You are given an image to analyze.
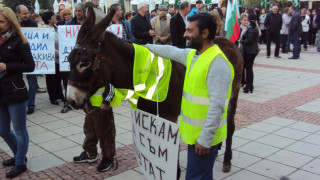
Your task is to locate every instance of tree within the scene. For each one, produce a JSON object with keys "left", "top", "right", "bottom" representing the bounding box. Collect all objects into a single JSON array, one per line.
[{"left": 119, "top": 0, "right": 125, "bottom": 14}]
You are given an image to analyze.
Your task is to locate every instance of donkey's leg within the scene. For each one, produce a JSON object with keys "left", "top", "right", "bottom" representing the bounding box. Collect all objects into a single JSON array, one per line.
[{"left": 223, "top": 96, "right": 239, "bottom": 173}]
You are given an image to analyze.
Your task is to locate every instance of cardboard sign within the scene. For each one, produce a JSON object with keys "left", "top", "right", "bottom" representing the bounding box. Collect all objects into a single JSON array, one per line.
[
  {"left": 107, "top": 24, "right": 123, "bottom": 39},
  {"left": 131, "top": 109, "right": 180, "bottom": 180},
  {"left": 58, "top": 25, "right": 81, "bottom": 71},
  {"left": 22, "top": 28, "right": 56, "bottom": 74}
]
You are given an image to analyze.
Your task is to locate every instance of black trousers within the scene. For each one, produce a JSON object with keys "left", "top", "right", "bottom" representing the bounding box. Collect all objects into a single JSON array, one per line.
[
  {"left": 46, "top": 64, "right": 65, "bottom": 102},
  {"left": 281, "top": 34, "right": 288, "bottom": 53},
  {"left": 259, "top": 29, "right": 266, "bottom": 44},
  {"left": 308, "top": 29, "right": 317, "bottom": 45},
  {"left": 242, "top": 53, "right": 257, "bottom": 89},
  {"left": 266, "top": 31, "right": 280, "bottom": 57}
]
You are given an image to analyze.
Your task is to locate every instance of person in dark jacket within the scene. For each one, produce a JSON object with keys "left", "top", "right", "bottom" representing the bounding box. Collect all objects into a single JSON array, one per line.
[
  {"left": 240, "top": 14, "right": 259, "bottom": 93},
  {"left": 0, "top": 7, "right": 35, "bottom": 178},
  {"left": 110, "top": 3, "right": 131, "bottom": 42},
  {"left": 264, "top": 5, "right": 282, "bottom": 58},
  {"left": 131, "top": 2, "right": 155, "bottom": 45},
  {"left": 16, "top": 5, "right": 39, "bottom": 115},
  {"left": 288, "top": 6, "right": 302, "bottom": 59},
  {"left": 57, "top": 9, "right": 72, "bottom": 26},
  {"left": 170, "top": 1, "right": 189, "bottom": 48}
]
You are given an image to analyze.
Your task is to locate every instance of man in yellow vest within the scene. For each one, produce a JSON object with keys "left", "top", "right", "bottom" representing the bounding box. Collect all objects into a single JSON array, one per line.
[
  {"left": 73, "top": 84, "right": 116, "bottom": 172},
  {"left": 145, "top": 13, "right": 234, "bottom": 179}
]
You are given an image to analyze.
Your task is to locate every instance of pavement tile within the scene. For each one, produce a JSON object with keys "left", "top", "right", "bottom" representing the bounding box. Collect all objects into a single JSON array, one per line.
[
  {"left": 116, "top": 121, "right": 132, "bottom": 131},
  {"left": 287, "top": 121, "right": 320, "bottom": 133},
  {"left": 255, "top": 134, "right": 296, "bottom": 148},
  {"left": 53, "top": 146, "right": 83, "bottom": 162},
  {"left": 179, "top": 150, "right": 187, "bottom": 168},
  {"left": 103, "top": 170, "right": 145, "bottom": 180},
  {"left": 216, "top": 150, "right": 261, "bottom": 169},
  {"left": 288, "top": 170, "right": 320, "bottom": 180},
  {"left": 28, "top": 125, "right": 48, "bottom": 135},
  {"left": 286, "top": 141, "right": 320, "bottom": 157},
  {"left": 213, "top": 161, "right": 241, "bottom": 180},
  {"left": 27, "top": 154, "right": 65, "bottom": 172},
  {"left": 27, "top": 144, "right": 49, "bottom": 158},
  {"left": 223, "top": 170, "right": 273, "bottom": 180},
  {"left": 233, "top": 128, "right": 267, "bottom": 141},
  {"left": 246, "top": 159, "right": 296, "bottom": 180},
  {"left": 38, "top": 138, "right": 78, "bottom": 152},
  {"left": 228, "top": 136, "right": 250, "bottom": 149},
  {"left": 236, "top": 141, "right": 280, "bottom": 158},
  {"left": 262, "top": 116, "right": 297, "bottom": 126},
  {"left": 67, "top": 133, "right": 85, "bottom": 145},
  {"left": 53, "top": 125, "right": 83, "bottom": 137},
  {"left": 300, "top": 133, "right": 320, "bottom": 146},
  {"left": 301, "top": 158, "right": 320, "bottom": 175},
  {"left": 115, "top": 132, "right": 133, "bottom": 146},
  {"left": 246, "top": 122, "right": 282, "bottom": 133},
  {"left": 40, "top": 120, "right": 73, "bottom": 130},
  {"left": 272, "top": 127, "right": 310, "bottom": 140},
  {"left": 266, "top": 149, "right": 314, "bottom": 168},
  {"left": 30, "top": 131, "right": 62, "bottom": 144},
  {"left": 28, "top": 114, "right": 60, "bottom": 124}
]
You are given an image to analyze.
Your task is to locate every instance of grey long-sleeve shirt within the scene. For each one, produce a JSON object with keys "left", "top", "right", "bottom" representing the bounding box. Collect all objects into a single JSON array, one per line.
[{"left": 145, "top": 44, "right": 231, "bottom": 148}]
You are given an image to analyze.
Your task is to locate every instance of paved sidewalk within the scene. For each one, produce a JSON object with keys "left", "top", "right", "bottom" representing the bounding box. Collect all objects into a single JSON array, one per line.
[{"left": 0, "top": 44, "right": 320, "bottom": 180}]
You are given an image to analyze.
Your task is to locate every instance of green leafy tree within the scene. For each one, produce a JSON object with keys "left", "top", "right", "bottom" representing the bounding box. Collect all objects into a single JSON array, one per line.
[{"left": 119, "top": 0, "right": 125, "bottom": 13}]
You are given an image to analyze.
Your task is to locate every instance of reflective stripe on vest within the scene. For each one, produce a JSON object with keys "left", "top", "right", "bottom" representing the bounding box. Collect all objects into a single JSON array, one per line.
[{"left": 179, "top": 45, "right": 234, "bottom": 146}]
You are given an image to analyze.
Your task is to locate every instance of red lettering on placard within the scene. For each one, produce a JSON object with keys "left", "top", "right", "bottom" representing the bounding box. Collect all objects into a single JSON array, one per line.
[
  {"left": 117, "top": 26, "right": 120, "bottom": 35},
  {"left": 66, "top": 27, "right": 72, "bottom": 38},
  {"left": 34, "top": 61, "right": 48, "bottom": 71}
]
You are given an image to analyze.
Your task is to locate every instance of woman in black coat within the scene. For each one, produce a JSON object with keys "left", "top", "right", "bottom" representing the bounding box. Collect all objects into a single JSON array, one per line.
[
  {"left": 0, "top": 7, "right": 35, "bottom": 178},
  {"left": 240, "top": 14, "right": 259, "bottom": 93}
]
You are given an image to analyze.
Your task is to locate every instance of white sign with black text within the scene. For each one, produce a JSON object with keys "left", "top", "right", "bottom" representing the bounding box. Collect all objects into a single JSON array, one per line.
[{"left": 131, "top": 109, "right": 180, "bottom": 180}]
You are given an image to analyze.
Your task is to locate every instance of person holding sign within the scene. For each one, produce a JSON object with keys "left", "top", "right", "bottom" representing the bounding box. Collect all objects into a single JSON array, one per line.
[
  {"left": 0, "top": 7, "right": 35, "bottom": 178},
  {"left": 145, "top": 13, "right": 233, "bottom": 179}
]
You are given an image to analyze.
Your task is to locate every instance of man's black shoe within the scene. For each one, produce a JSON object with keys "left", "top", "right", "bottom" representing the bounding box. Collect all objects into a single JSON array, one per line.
[
  {"left": 97, "top": 158, "right": 113, "bottom": 172},
  {"left": 5, "top": 165, "right": 27, "bottom": 178},
  {"left": 3, "top": 158, "right": 15, "bottom": 166},
  {"left": 275, "top": 56, "right": 281, "bottom": 58},
  {"left": 3, "top": 157, "right": 27, "bottom": 166},
  {"left": 27, "top": 108, "right": 34, "bottom": 115},
  {"left": 73, "top": 151, "right": 98, "bottom": 163},
  {"left": 50, "top": 100, "right": 59, "bottom": 105},
  {"left": 267, "top": 56, "right": 270, "bottom": 58},
  {"left": 288, "top": 57, "right": 299, "bottom": 60}
]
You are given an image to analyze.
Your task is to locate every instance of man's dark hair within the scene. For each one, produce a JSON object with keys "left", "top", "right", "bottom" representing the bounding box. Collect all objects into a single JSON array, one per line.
[
  {"left": 188, "top": 13, "right": 216, "bottom": 41},
  {"left": 290, "top": 6, "right": 297, "bottom": 11},
  {"left": 180, "top": 1, "right": 189, "bottom": 10},
  {"left": 110, "top": 3, "right": 120, "bottom": 11},
  {"left": 151, "top": 9, "right": 156, "bottom": 13},
  {"left": 124, "top": 12, "right": 133, "bottom": 19},
  {"left": 15, "top": 5, "right": 22, "bottom": 13},
  {"left": 41, "top": 11, "right": 55, "bottom": 24}
]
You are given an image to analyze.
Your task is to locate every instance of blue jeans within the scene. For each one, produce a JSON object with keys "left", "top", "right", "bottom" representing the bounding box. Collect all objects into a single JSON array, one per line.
[
  {"left": 26, "top": 74, "right": 37, "bottom": 109},
  {"left": 0, "top": 101, "right": 29, "bottom": 165},
  {"left": 186, "top": 144, "right": 219, "bottom": 180},
  {"left": 289, "top": 32, "right": 300, "bottom": 58},
  {"left": 317, "top": 30, "right": 320, "bottom": 51}
]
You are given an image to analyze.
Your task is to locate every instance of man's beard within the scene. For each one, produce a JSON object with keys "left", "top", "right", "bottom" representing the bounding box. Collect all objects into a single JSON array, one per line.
[{"left": 186, "top": 35, "right": 203, "bottom": 51}]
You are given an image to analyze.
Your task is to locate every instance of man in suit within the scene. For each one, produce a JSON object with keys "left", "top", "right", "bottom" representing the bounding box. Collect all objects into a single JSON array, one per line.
[
  {"left": 150, "top": 5, "right": 171, "bottom": 45},
  {"left": 170, "top": 1, "right": 190, "bottom": 48},
  {"left": 131, "top": 2, "right": 155, "bottom": 45},
  {"left": 288, "top": 6, "right": 302, "bottom": 59}
]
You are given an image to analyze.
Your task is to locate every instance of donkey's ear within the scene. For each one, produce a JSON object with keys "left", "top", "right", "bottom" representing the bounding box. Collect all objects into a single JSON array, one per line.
[
  {"left": 77, "top": 7, "right": 96, "bottom": 42},
  {"left": 88, "top": 8, "right": 116, "bottom": 42}
]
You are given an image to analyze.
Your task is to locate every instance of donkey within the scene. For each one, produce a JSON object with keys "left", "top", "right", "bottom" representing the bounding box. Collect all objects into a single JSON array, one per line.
[{"left": 67, "top": 7, "right": 243, "bottom": 173}]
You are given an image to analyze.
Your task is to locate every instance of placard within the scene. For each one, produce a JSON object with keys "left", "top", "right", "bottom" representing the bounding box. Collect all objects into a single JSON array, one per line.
[
  {"left": 107, "top": 24, "right": 123, "bottom": 39},
  {"left": 131, "top": 109, "right": 180, "bottom": 180},
  {"left": 58, "top": 25, "right": 81, "bottom": 71},
  {"left": 22, "top": 28, "right": 55, "bottom": 74}
]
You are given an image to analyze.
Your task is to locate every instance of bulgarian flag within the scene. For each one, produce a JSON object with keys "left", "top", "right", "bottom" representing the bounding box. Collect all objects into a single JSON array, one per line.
[{"left": 225, "top": 0, "right": 240, "bottom": 43}]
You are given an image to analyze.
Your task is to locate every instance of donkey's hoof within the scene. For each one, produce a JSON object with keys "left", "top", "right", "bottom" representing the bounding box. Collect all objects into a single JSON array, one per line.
[{"left": 222, "top": 165, "right": 231, "bottom": 173}]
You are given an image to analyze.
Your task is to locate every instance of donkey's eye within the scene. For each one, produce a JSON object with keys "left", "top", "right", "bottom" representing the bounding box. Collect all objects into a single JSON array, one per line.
[{"left": 80, "top": 62, "right": 91, "bottom": 68}]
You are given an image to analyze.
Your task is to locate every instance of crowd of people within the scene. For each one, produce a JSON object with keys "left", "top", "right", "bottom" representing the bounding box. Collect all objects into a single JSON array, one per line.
[{"left": 0, "top": 0, "right": 319, "bottom": 179}]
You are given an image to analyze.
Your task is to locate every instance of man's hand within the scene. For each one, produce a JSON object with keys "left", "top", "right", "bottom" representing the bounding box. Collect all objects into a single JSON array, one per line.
[
  {"left": 100, "top": 103, "right": 111, "bottom": 111},
  {"left": 149, "top": 30, "right": 156, "bottom": 37},
  {"left": 0, "top": 63, "right": 6, "bottom": 72},
  {"left": 195, "top": 141, "right": 210, "bottom": 156}
]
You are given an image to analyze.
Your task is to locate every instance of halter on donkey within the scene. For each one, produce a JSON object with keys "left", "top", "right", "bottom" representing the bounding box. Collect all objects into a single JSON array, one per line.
[{"left": 67, "top": 7, "right": 243, "bottom": 175}]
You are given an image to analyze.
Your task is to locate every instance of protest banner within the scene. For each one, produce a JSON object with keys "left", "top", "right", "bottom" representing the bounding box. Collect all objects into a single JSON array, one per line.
[
  {"left": 106, "top": 24, "right": 123, "bottom": 39},
  {"left": 22, "top": 28, "right": 55, "bottom": 74},
  {"left": 58, "top": 25, "right": 81, "bottom": 71},
  {"left": 131, "top": 109, "right": 180, "bottom": 180}
]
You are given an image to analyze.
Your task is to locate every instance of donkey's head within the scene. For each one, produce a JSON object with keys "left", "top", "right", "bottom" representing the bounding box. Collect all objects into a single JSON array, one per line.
[{"left": 67, "top": 7, "right": 116, "bottom": 110}]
